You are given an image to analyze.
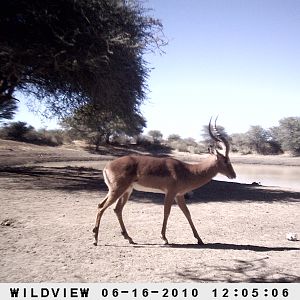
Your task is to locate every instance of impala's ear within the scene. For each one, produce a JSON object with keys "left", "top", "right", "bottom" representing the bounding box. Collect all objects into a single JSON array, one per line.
[
  {"left": 216, "top": 149, "right": 224, "bottom": 157},
  {"left": 208, "top": 145, "right": 218, "bottom": 155}
]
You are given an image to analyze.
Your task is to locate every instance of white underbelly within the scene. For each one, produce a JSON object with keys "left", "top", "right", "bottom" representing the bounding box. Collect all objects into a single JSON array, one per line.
[{"left": 132, "top": 183, "right": 165, "bottom": 194}]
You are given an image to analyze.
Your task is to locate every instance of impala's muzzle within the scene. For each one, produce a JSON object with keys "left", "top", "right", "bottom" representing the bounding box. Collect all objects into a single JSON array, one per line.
[
  {"left": 228, "top": 168, "right": 236, "bottom": 179},
  {"left": 226, "top": 164, "right": 236, "bottom": 179},
  {"left": 229, "top": 172, "right": 236, "bottom": 179}
]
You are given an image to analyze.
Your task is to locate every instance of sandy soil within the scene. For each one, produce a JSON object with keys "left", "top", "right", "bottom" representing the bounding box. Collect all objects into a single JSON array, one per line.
[{"left": 0, "top": 139, "right": 299, "bottom": 282}]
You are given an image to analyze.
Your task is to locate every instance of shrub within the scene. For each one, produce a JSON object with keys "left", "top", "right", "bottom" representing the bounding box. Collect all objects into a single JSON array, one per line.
[
  {"left": 0, "top": 122, "right": 64, "bottom": 146},
  {"left": 0, "top": 121, "right": 33, "bottom": 141}
]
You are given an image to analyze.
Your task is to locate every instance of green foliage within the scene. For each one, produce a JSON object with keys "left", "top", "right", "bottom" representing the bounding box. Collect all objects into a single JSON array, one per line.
[
  {"left": 0, "top": 98, "right": 18, "bottom": 121},
  {"left": 231, "top": 133, "right": 250, "bottom": 154},
  {"left": 36, "top": 128, "right": 66, "bottom": 146},
  {"left": 235, "top": 119, "right": 300, "bottom": 156},
  {"left": 201, "top": 123, "right": 230, "bottom": 150},
  {"left": 147, "top": 130, "right": 163, "bottom": 143},
  {"left": 231, "top": 126, "right": 282, "bottom": 155},
  {"left": 62, "top": 104, "right": 146, "bottom": 149},
  {"left": 0, "top": 0, "right": 166, "bottom": 119},
  {"left": 0, "top": 121, "right": 65, "bottom": 146},
  {"left": 165, "top": 134, "right": 205, "bottom": 154},
  {"left": 167, "top": 134, "right": 181, "bottom": 142},
  {"left": 0, "top": 121, "right": 34, "bottom": 140},
  {"left": 246, "top": 125, "right": 270, "bottom": 154},
  {"left": 271, "top": 117, "right": 300, "bottom": 155}
]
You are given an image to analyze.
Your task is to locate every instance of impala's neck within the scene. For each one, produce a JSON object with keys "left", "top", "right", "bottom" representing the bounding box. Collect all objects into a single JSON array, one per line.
[{"left": 187, "top": 155, "right": 219, "bottom": 186}]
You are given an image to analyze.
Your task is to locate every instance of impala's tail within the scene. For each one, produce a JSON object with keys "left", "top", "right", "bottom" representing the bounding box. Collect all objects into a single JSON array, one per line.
[{"left": 103, "top": 167, "right": 111, "bottom": 187}]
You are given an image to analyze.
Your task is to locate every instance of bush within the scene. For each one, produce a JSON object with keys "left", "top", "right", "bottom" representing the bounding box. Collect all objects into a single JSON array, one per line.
[
  {"left": 136, "top": 134, "right": 153, "bottom": 147},
  {"left": 231, "top": 127, "right": 282, "bottom": 155},
  {"left": 170, "top": 140, "right": 189, "bottom": 152},
  {"left": 0, "top": 122, "right": 64, "bottom": 146},
  {"left": 271, "top": 117, "right": 300, "bottom": 156},
  {"left": 168, "top": 140, "right": 205, "bottom": 154},
  {"left": 36, "top": 129, "right": 65, "bottom": 146},
  {"left": 147, "top": 130, "right": 163, "bottom": 144},
  {"left": 0, "top": 121, "right": 33, "bottom": 141}
]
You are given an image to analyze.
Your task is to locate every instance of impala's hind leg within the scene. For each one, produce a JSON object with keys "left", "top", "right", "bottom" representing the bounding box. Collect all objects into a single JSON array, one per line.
[
  {"left": 114, "top": 187, "right": 134, "bottom": 244},
  {"left": 93, "top": 185, "right": 130, "bottom": 246},
  {"left": 93, "top": 194, "right": 109, "bottom": 245}
]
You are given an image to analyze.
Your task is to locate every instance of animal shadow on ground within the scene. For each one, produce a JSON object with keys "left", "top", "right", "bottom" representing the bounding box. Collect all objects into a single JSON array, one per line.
[
  {"left": 166, "top": 243, "right": 300, "bottom": 252},
  {"left": 172, "top": 257, "right": 300, "bottom": 282},
  {"left": 103, "top": 242, "right": 299, "bottom": 283},
  {"left": 106, "top": 242, "right": 300, "bottom": 253},
  {"left": 1, "top": 166, "right": 300, "bottom": 204},
  {"left": 0, "top": 165, "right": 106, "bottom": 191}
]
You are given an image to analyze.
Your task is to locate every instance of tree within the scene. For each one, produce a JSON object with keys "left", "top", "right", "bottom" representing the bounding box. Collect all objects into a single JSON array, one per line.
[
  {"left": 147, "top": 130, "right": 163, "bottom": 143},
  {"left": 62, "top": 104, "right": 146, "bottom": 150},
  {"left": 246, "top": 125, "right": 270, "bottom": 154},
  {"left": 0, "top": 97, "right": 18, "bottom": 121},
  {"left": 234, "top": 125, "right": 282, "bottom": 155},
  {"left": 0, "top": 0, "right": 166, "bottom": 120},
  {"left": 167, "top": 134, "right": 181, "bottom": 143},
  {"left": 231, "top": 133, "right": 248, "bottom": 153},
  {"left": 201, "top": 123, "right": 229, "bottom": 150},
  {"left": 184, "top": 137, "right": 197, "bottom": 147},
  {"left": 0, "top": 121, "right": 34, "bottom": 141},
  {"left": 271, "top": 117, "right": 300, "bottom": 155}
]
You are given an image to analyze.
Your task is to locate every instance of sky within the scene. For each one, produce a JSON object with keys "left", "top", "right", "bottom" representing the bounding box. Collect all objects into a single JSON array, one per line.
[{"left": 13, "top": 0, "right": 300, "bottom": 140}]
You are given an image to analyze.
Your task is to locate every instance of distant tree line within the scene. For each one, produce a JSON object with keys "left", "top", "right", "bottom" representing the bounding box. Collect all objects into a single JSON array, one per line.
[
  {"left": 1, "top": 116, "right": 299, "bottom": 156},
  {"left": 0, "top": 121, "right": 66, "bottom": 146},
  {"left": 230, "top": 117, "right": 300, "bottom": 156},
  {"left": 145, "top": 116, "right": 300, "bottom": 156}
]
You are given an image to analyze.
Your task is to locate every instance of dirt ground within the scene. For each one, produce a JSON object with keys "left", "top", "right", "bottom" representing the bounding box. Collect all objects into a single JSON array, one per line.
[{"left": 0, "top": 139, "right": 299, "bottom": 282}]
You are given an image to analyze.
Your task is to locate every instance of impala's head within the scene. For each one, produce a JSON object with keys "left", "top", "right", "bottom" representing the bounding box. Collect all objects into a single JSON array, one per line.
[{"left": 208, "top": 117, "right": 236, "bottom": 179}]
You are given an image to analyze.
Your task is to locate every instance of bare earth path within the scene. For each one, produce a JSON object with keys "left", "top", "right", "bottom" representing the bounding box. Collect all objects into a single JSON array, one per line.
[{"left": 0, "top": 140, "right": 299, "bottom": 282}]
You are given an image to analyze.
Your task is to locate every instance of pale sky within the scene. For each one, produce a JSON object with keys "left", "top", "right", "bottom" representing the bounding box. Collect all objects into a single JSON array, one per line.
[{"left": 13, "top": 0, "right": 300, "bottom": 140}]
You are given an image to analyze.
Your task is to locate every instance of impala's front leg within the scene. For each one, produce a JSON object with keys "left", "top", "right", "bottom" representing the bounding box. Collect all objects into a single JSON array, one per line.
[
  {"left": 161, "top": 193, "right": 175, "bottom": 244},
  {"left": 176, "top": 195, "right": 204, "bottom": 245}
]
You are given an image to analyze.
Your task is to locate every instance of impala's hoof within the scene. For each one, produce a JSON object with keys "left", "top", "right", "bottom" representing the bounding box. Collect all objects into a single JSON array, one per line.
[
  {"left": 93, "top": 241, "right": 98, "bottom": 246},
  {"left": 129, "top": 240, "right": 137, "bottom": 245},
  {"left": 197, "top": 240, "right": 204, "bottom": 245},
  {"left": 160, "top": 233, "right": 169, "bottom": 245}
]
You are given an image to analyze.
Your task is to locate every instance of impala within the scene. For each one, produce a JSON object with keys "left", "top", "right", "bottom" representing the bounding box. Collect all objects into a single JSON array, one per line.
[{"left": 93, "top": 118, "right": 236, "bottom": 246}]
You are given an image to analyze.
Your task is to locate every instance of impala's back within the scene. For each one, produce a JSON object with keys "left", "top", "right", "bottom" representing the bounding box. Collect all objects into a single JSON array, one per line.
[{"left": 104, "top": 155, "right": 189, "bottom": 194}]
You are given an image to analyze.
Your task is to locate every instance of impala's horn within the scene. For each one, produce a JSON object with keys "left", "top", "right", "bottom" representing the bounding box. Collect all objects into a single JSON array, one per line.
[{"left": 208, "top": 116, "right": 230, "bottom": 157}]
